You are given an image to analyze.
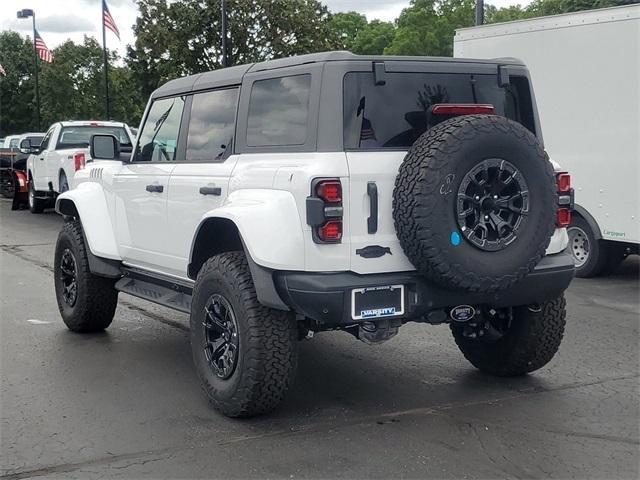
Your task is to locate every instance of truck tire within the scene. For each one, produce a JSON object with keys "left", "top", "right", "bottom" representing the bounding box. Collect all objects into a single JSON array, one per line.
[
  {"left": 393, "top": 115, "right": 556, "bottom": 293},
  {"left": 451, "top": 295, "right": 566, "bottom": 376},
  {"left": 28, "top": 176, "right": 45, "bottom": 214},
  {"left": 567, "top": 215, "right": 625, "bottom": 277},
  {"left": 59, "top": 171, "right": 69, "bottom": 193},
  {"left": 54, "top": 220, "right": 118, "bottom": 332},
  {"left": 190, "top": 251, "right": 298, "bottom": 417}
]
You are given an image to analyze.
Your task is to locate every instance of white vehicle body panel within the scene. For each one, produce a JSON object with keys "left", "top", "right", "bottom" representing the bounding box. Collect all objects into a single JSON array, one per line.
[
  {"left": 164, "top": 158, "right": 240, "bottom": 277},
  {"left": 56, "top": 181, "right": 120, "bottom": 259},
  {"left": 112, "top": 163, "right": 175, "bottom": 270},
  {"left": 454, "top": 5, "right": 640, "bottom": 245},
  {"left": 346, "top": 151, "right": 415, "bottom": 274}
]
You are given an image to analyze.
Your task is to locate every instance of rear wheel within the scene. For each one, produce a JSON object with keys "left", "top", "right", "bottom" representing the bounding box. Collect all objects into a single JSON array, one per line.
[
  {"left": 54, "top": 220, "right": 118, "bottom": 332},
  {"left": 59, "top": 171, "right": 69, "bottom": 193},
  {"left": 451, "top": 296, "right": 566, "bottom": 376},
  {"left": 190, "top": 252, "right": 298, "bottom": 417},
  {"left": 28, "top": 176, "right": 45, "bottom": 214},
  {"left": 567, "top": 215, "right": 624, "bottom": 277}
]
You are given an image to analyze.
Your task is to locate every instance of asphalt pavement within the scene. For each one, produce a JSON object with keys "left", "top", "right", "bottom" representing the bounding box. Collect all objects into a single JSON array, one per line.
[{"left": 1, "top": 200, "right": 639, "bottom": 479}]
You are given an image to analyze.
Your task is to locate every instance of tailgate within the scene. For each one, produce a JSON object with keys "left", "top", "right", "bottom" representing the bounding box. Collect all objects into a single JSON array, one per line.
[{"left": 346, "top": 151, "right": 415, "bottom": 274}]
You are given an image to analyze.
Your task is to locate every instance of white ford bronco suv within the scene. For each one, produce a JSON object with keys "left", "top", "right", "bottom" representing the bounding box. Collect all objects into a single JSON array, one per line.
[{"left": 54, "top": 52, "right": 575, "bottom": 417}]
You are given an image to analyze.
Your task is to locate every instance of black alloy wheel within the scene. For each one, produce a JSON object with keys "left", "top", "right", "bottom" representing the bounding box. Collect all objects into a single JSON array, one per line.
[
  {"left": 59, "top": 248, "right": 78, "bottom": 307},
  {"left": 203, "top": 294, "right": 239, "bottom": 380},
  {"left": 456, "top": 158, "right": 529, "bottom": 251}
]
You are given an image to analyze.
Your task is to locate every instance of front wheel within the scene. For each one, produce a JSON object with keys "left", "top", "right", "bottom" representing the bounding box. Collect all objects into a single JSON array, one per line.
[
  {"left": 567, "top": 215, "right": 624, "bottom": 277},
  {"left": 190, "top": 252, "right": 298, "bottom": 417},
  {"left": 452, "top": 295, "right": 566, "bottom": 376},
  {"left": 54, "top": 220, "right": 119, "bottom": 332}
]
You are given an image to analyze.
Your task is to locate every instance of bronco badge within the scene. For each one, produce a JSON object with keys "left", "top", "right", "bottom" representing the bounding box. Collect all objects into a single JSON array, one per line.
[{"left": 450, "top": 305, "right": 476, "bottom": 322}]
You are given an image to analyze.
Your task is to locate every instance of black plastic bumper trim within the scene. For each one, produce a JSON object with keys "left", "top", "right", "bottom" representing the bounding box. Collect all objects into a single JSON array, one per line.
[{"left": 275, "top": 252, "right": 575, "bottom": 326}]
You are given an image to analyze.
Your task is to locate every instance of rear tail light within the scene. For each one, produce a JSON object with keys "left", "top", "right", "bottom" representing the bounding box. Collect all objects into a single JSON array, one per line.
[
  {"left": 432, "top": 104, "right": 495, "bottom": 116},
  {"left": 316, "top": 180, "right": 342, "bottom": 203},
  {"left": 73, "top": 152, "right": 86, "bottom": 171},
  {"left": 307, "top": 178, "right": 343, "bottom": 244},
  {"left": 556, "top": 208, "right": 571, "bottom": 227},
  {"left": 555, "top": 172, "right": 573, "bottom": 227},
  {"left": 556, "top": 172, "right": 571, "bottom": 192},
  {"left": 317, "top": 220, "right": 342, "bottom": 242}
]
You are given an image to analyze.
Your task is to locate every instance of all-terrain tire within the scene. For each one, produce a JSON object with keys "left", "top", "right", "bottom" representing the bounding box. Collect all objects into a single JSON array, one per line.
[
  {"left": 190, "top": 251, "right": 298, "bottom": 417},
  {"left": 451, "top": 295, "right": 566, "bottom": 376},
  {"left": 54, "top": 220, "right": 118, "bottom": 332},
  {"left": 28, "top": 176, "right": 45, "bottom": 214},
  {"left": 393, "top": 115, "right": 557, "bottom": 293}
]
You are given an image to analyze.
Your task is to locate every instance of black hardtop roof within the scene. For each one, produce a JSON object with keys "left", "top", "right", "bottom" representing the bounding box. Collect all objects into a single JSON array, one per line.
[{"left": 151, "top": 51, "right": 524, "bottom": 99}]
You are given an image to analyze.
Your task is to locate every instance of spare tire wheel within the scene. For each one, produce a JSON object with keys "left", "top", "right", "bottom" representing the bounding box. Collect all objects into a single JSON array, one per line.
[{"left": 393, "top": 114, "right": 556, "bottom": 293}]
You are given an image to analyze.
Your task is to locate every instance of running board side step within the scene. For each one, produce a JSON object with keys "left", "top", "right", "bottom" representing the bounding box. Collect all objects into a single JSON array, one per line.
[{"left": 115, "top": 268, "right": 193, "bottom": 313}]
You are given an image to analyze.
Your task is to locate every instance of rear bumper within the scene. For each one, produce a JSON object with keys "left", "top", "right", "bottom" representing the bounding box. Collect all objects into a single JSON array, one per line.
[{"left": 274, "top": 252, "right": 575, "bottom": 327}]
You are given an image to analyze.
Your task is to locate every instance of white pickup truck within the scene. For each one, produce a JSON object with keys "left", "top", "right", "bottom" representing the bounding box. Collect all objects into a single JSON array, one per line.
[{"left": 26, "top": 120, "right": 134, "bottom": 213}]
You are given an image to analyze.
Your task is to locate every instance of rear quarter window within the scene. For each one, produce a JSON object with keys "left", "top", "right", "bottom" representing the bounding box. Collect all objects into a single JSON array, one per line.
[{"left": 246, "top": 74, "right": 311, "bottom": 147}]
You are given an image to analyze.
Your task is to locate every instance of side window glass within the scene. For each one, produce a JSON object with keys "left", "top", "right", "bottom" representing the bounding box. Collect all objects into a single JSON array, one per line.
[
  {"left": 246, "top": 74, "right": 311, "bottom": 147},
  {"left": 186, "top": 88, "right": 238, "bottom": 162},
  {"left": 135, "top": 96, "right": 185, "bottom": 162}
]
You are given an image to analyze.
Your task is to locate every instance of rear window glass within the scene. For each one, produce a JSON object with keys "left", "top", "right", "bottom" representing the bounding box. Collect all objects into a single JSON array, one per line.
[
  {"left": 343, "top": 72, "right": 535, "bottom": 150},
  {"left": 57, "top": 126, "right": 131, "bottom": 149},
  {"left": 247, "top": 74, "right": 311, "bottom": 147}
]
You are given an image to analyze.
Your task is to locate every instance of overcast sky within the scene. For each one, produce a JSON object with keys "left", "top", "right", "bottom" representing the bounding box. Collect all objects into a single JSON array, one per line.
[{"left": 0, "top": 0, "right": 530, "bottom": 58}]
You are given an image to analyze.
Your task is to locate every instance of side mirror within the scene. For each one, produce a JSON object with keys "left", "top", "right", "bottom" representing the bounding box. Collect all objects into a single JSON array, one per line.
[
  {"left": 90, "top": 134, "right": 120, "bottom": 161},
  {"left": 20, "top": 138, "right": 41, "bottom": 154}
]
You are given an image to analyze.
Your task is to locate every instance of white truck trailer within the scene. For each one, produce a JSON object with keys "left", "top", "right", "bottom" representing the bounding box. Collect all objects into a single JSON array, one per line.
[{"left": 454, "top": 4, "right": 640, "bottom": 277}]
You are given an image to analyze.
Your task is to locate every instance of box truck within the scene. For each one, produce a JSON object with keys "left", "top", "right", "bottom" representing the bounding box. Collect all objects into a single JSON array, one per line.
[{"left": 454, "top": 4, "right": 640, "bottom": 277}]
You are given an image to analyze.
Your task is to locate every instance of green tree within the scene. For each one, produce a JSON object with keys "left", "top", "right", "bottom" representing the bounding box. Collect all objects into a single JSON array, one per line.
[
  {"left": 0, "top": 31, "right": 37, "bottom": 136},
  {"left": 38, "top": 36, "right": 143, "bottom": 128},
  {"left": 329, "top": 11, "right": 368, "bottom": 50},
  {"left": 526, "top": 0, "right": 637, "bottom": 16},
  {"left": 384, "top": 0, "right": 475, "bottom": 57},
  {"left": 352, "top": 20, "right": 396, "bottom": 55},
  {"left": 128, "top": 0, "right": 337, "bottom": 98},
  {"left": 485, "top": 4, "right": 529, "bottom": 23}
]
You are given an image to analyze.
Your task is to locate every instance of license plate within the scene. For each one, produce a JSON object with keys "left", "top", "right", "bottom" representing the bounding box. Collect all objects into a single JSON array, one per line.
[{"left": 351, "top": 285, "right": 404, "bottom": 320}]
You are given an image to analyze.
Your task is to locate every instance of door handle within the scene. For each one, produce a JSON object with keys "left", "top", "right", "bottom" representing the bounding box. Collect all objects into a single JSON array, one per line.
[
  {"left": 145, "top": 184, "right": 164, "bottom": 193},
  {"left": 199, "top": 186, "right": 222, "bottom": 196},
  {"left": 367, "top": 181, "right": 378, "bottom": 234},
  {"left": 39, "top": 157, "right": 44, "bottom": 161}
]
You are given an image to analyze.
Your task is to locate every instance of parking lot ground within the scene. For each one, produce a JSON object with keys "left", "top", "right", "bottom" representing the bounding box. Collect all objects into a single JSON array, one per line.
[{"left": 1, "top": 201, "right": 639, "bottom": 479}]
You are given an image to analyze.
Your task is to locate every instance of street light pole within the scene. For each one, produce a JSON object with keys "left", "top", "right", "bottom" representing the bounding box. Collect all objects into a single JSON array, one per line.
[
  {"left": 17, "top": 9, "right": 41, "bottom": 131},
  {"left": 476, "top": 0, "right": 485, "bottom": 25}
]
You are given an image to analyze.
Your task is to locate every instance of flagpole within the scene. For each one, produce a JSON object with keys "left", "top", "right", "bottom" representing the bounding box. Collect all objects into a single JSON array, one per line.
[
  {"left": 32, "top": 14, "right": 41, "bottom": 131},
  {"left": 102, "top": 0, "right": 110, "bottom": 119},
  {"left": 221, "top": 0, "right": 228, "bottom": 67}
]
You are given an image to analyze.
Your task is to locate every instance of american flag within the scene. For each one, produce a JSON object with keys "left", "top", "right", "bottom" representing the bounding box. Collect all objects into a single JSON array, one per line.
[
  {"left": 103, "top": 0, "right": 120, "bottom": 40},
  {"left": 0, "top": 64, "right": 6, "bottom": 76},
  {"left": 34, "top": 30, "right": 53, "bottom": 63}
]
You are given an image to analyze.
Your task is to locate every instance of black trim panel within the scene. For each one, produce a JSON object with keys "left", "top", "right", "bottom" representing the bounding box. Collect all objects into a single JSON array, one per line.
[{"left": 275, "top": 252, "right": 575, "bottom": 327}]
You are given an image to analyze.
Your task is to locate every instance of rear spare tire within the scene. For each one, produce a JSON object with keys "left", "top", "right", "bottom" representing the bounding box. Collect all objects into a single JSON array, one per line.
[{"left": 393, "top": 115, "right": 556, "bottom": 293}]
